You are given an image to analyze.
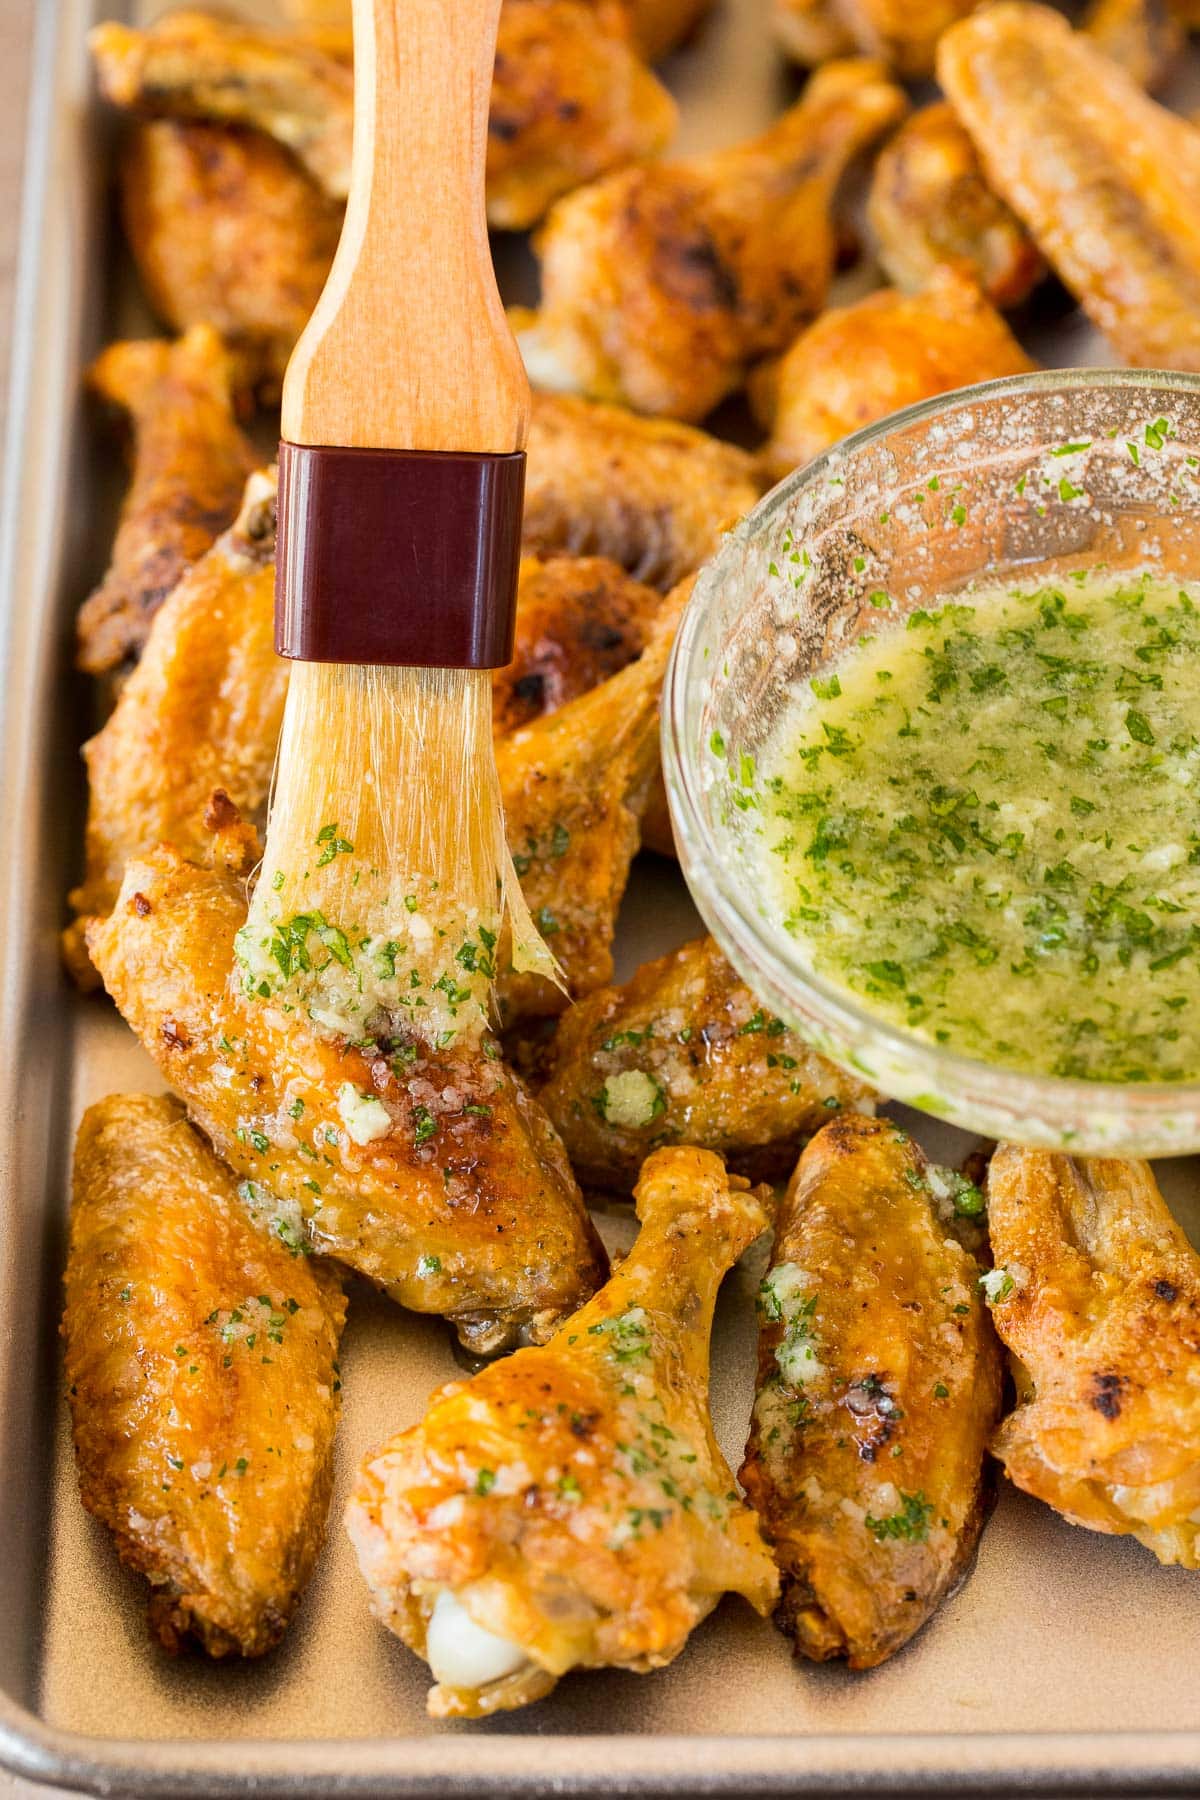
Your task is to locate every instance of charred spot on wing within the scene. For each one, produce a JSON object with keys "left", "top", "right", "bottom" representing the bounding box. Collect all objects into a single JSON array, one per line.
[
  {"left": 1091, "top": 1372, "right": 1125, "bottom": 1419},
  {"left": 130, "top": 891, "right": 153, "bottom": 917},
  {"left": 160, "top": 1019, "right": 190, "bottom": 1051},
  {"left": 1155, "top": 1278, "right": 1179, "bottom": 1303},
  {"left": 204, "top": 787, "right": 241, "bottom": 832}
]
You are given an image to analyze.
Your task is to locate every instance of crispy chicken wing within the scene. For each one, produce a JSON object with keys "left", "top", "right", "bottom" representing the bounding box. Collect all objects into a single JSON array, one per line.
[
  {"left": 67, "top": 471, "right": 284, "bottom": 975},
  {"left": 495, "top": 555, "right": 668, "bottom": 737},
  {"left": 77, "top": 327, "right": 256, "bottom": 678},
  {"left": 984, "top": 1146, "right": 1200, "bottom": 1569},
  {"left": 753, "top": 267, "right": 1034, "bottom": 482},
  {"left": 517, "top": 60, "right": 908, "bottom": 421},
  {"left": 740, "top": 1113, "right": 1002, "bottom": 1669},
  {"left": 495, "top": 602, "right": 679, "bottom": 1022},
  {"left": 87, "top": 828, "right": 606, "bottom": 1357},
  {"left": 536, "top": 935, "right": 874, "bottom": 1190},
  {"left": 939, "top": 2, "right": 1200, "bottom": 370},
  {"left": 346, "top": 1145, "right": 777, "bottom": 1718},
  {"left": 94, "top": 4, "right": 676, "bottom": 233},
  {"left": 523, "top": 393, "right": 762, "bottom": 589},
  {"left": 65, "top": 1093, "right": 345, "bottom": 1657},
  {"left": 866, "top": 103, "right": 1044, "bottom": 308},
  {"left": 119, "top": 120, "right": 342, "bottom": 391},
  {"left": 774, "top": 0, "right": 984, "bottom": 73}
]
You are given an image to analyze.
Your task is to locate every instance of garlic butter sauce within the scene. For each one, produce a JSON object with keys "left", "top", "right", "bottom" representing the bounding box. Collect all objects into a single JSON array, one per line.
[{"left": 753, "top": 572, "right": 1200, "bottom": 1083}]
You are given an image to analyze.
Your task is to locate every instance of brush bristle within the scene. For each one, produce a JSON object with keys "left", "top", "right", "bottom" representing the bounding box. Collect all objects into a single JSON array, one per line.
[{"left": 236, "top": 660, "right": 557, "bottom": 1046}]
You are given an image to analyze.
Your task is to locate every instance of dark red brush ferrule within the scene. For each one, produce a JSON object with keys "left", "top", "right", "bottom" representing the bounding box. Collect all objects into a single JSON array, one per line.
[{"left": 274, "top": 442, "right": 526, "bottom": 668}]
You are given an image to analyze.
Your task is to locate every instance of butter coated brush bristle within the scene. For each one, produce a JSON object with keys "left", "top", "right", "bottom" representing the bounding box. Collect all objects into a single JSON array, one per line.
[{"left": 237, "top": 659, "right": 557, "bottom": 1048}]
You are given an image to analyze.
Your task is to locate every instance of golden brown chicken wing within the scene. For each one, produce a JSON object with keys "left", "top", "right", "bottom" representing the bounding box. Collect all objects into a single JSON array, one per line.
[
  {"left": 87, "top": 824, "right": 606, "bottom": 1356},
  {"left": 94, "top": 4, "right": 676, "bottom": 233},
  {"left": 866, "top": 103, "right": 1044, "bottom": 308},
  {"left": 77, "top": 327, "right": 256, "bottom": 678},
  {"left": 494, "top": 555, "right": 668, "bottom": 736},
  {"left": 740, "top": 1113, "right": 1002, "bottom": 1669},
  {"left": 281, "top": 0, "right": 711, "bottom": 65},
  {"left": 523, "top": 393, "right": 763, "bottom": 588},
  {"left": 536, "top": 935, "right": 874, "bottom": 1190},
  {"left": 495, "top": 602, "right": 678, "bottom": 1022},
  {"left": 346, "top": 1145, "right": 777, "bottom": 1718},
  {"left": 984, "top": 1146, "right": 1200, "bottom": 1569},
  {"left": 119, "top": 120, "right": 342, "bottom": 391},
  {"left": 753, "top": 267, "right": 1035, "bottom": 482},
  {"left": 65, "top": 1092, "right": 345, "bottom": 1657},
  {"left": 774, "top": 0, "right": 984, "bottom": 73},
  {"left": 67, "top": 471, "right": 284, "bottom": 970},
  {"left": 939, "top": 2, "right": 1200, "bottom": 370},
  {"left": 517, "top": 60, "right": 907, "bottom": 421}
]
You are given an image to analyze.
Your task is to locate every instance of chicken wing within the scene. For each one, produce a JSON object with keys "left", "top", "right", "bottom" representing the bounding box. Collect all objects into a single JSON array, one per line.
[
  {"left": 754, "top": 267, "right": 1034, "bottom": 482},
  {"left": 65, "top": 1092, "right": 345, "bottom": 1657},
  {"left": 517, "top": 60, "right": 908, "bottom": 421},
  {"left": 77, "top": 327, "right": 256, "bottom": 678},
  {"left": 94, "top": 4, "right": 676, "bottom": 234},
  {"left": 494, "top": 555, "right": 668, "bottom": 737},
  {"left": 938, "top": 2, "right": 1200, "bottom": 370},
  {"left": 282, "top": 0, "right": 711, "bottom": 65},
  {"left": 346, "top": 1145, "right": 777, "bottom": 1718},
  {"left": 740, "top": 1113, "right": 1002, "bottom": 1669},
  {"left": 119, "top": 120, "right": 342, "bottom": 391},
  {"left": 66, "top": 470, "right": 284, "bottom": 975},
  {"left": 536, "top": 935, "right": 874, "bottom": 1190},
  {"left": 984, "top": 1146, "right": 1200, "bottom": 1569},
  {"left": 523, "top": 393, "right": 762, "bottom": 589},
  {"left": 495, "top": 601, "right": 679, "bottom": 1023},
  {"left": 866, "top": 103, "right": 1044, "bottom": 308},
  {"left": 87, "top": 822, "right": 606, "bottom": 1356},
  {"left": 774, "top": 0, "right": 984, "bottom": 73}
]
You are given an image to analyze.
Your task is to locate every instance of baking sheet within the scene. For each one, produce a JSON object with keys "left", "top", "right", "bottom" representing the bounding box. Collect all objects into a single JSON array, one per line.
[{"left": 1, "top": 0, "right": 1199, "bottom": 1793}]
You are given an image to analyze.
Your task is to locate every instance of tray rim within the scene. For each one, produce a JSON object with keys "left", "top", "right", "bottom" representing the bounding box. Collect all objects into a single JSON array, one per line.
[{"left": 1, "top": 1, "right": 1199, "bottom": 1793}]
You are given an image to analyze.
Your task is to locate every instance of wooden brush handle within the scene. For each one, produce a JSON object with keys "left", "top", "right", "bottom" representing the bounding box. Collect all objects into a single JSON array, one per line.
[{"left": 281, "top": 0, "right": 529, "bottom": 454}]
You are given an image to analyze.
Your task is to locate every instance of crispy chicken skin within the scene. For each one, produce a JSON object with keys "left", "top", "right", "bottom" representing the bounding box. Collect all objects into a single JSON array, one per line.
[
  {"left": 86, "top": 832, "right": 607, "bottom": 1357},
  {"left": 346, "top": 1146, "right": 777, "bottom": 1718},
  {"left": 283, "top": 0, "right": 710, "bottom": 67},
  {"left": 77, "top": 327, "right": 256, "bottom": 677},
  {"left": 517, "top": 60, "right": 908, "bottom": 421},
  {"left": 536, "top": 935, "right": 874, "bottom": 1190},
  {"left": 120, "top": 120, "right": 342, "bottom": 391},
  {"left": 939, "top": 3, "right": 1200, "bottom": 371},
  {"left": 93, "top": 4, "right": 676, "bottom": 233},
  {"left": 67, "top": 472, "right": 284, "bottom": 973},
  {"left": 773, "top": 0, "right": 983, "bottom": 73},
  {"left": 523, "top": 393, "right": 762, "bottom": 589},
  {"left": 866, "top": 103, "right": 1044, "bottom": 309},
  {"left": 495, "top": 603, "right": 679, "bottom": 1022},
  {"left": 754, "top": 268, "right": 1034, "bottom": 482},
  {"left": 740, "top": 1114, "right": 1002, "bottom": 1669},
  {"left": 495, "top": 555, "right": 668, "bottom": 737},
  {"left": 984, "top": 1147, "right": 1200, "bottom": 1569},
  {"left": 65, "top": 1093, "right": 345, "bottom": 1657}
]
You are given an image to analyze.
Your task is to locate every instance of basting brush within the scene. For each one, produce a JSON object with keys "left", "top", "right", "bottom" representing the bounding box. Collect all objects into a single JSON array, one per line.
[{"left": 237, "top": 0, "right": 556, "bottom": 1049}]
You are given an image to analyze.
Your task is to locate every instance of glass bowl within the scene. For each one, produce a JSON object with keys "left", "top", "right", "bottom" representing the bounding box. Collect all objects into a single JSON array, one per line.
[{"left": 663, "top": 369, "right": 1200, "bottom": 1156}]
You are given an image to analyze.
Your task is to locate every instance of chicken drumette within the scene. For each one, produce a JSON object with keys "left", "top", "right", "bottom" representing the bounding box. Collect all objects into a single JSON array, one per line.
[
  {"left": 741, "top": 1114, "right": 1002, "bottom": 1668},
  {"left": 754, "top": 266, "right": 1034, "bottom": 481},
  {"left": 65, "top": 1093, "right": 346, "bottom": 1657},
  {"left": 77, "top": 327, "right": 256, "bottom": 677},
  {"left": 345, "top": 1146, "right": 777, "bottom": 1718},
  {"left": 984, "top": 1146, "right": 1200, "bottom": 1569},
  {"left": 516, "top": 59, "right": 907, "bottom": 421},
  {"left": 536, "top": 935, "right": 874, "bottom": 1190}
]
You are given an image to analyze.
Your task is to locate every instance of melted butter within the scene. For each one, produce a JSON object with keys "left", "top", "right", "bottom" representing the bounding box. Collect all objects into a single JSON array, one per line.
[{"left": 754, "top": 573, "right": 1200, "bottom": 1083}]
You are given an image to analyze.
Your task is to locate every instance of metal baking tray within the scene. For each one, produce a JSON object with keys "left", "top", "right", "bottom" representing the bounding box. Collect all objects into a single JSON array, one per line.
[{"left": 1, "top": 0, "right": 1199, "bottom": 1793}]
